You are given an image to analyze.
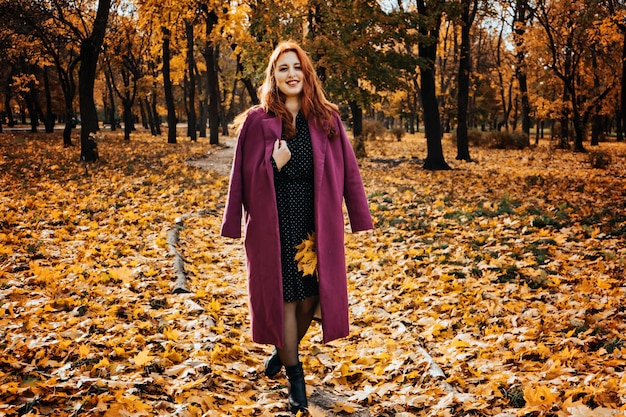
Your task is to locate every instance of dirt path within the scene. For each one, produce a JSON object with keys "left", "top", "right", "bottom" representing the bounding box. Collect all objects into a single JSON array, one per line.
[{"left": 185, "top": 136, "right": 237, "bottom": 176}]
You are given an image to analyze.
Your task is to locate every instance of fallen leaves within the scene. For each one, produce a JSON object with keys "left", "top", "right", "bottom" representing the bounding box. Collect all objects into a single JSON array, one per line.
[
  {"left": 1, "top": 131, "right": 625, "bottom": 416},
  {"left": 295, "top": 232, "right": 317, "bottom": 277}
]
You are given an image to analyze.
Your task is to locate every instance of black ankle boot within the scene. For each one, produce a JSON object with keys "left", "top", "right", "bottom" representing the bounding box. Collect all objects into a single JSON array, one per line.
[
  {"left": 285, "top": 362, "right": 307, "bottom": 413},
  {"left": 264, "top": 347, "right": 283, "bottom": 377}
]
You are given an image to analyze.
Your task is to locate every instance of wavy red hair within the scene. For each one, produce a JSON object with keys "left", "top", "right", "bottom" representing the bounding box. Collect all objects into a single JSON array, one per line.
[{"left": 259, "top": 41, "right": 338, "bottom": 139}]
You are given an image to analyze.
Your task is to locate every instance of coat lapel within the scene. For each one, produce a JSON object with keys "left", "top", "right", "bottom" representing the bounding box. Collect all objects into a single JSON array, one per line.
[
  {"left": 262, "top": 115, "right": 282, "bottom": 141},
  {"left": 262, "top": 116, "right": 282, "bottom": 177}
]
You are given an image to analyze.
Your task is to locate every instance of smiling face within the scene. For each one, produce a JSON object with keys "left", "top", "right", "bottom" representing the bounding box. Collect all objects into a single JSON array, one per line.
[{"left": 274, "top": 51, "right": 304, "bottom": 100}]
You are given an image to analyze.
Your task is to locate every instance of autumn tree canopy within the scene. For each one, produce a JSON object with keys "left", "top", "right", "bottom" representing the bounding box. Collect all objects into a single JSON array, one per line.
[{"left": 1, "top": 0, "right": 625, "bottom": 162}]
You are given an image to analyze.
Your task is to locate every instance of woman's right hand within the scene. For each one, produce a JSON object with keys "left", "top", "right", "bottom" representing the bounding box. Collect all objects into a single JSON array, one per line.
[{"left": 272, "top": 139, "right": 291, "bottom": 171}]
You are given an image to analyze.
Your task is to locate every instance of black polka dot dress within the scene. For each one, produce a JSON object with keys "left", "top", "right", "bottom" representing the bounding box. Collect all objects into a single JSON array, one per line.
[{"left": 272, "top": 112, "right": 319, "bottom": 303}]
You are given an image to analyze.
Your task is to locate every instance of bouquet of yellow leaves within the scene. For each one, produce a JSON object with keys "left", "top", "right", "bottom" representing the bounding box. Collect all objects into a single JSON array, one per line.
[{"left": 294, "top": 232, "right": 317, "bottom": 277}]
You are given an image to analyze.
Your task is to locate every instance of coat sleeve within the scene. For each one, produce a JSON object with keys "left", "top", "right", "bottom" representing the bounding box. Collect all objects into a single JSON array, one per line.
[
  {"left": 220, "top": 116, "right": 250, "bottom": 238},
  {"left": 337, "top": 116, "right": 374, "bottom": 233}
]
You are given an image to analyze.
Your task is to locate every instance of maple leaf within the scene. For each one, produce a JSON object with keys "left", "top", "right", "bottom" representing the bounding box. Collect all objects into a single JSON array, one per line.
[
  {"left": 133, "top": 348, "right": 156, "bottom": 368},
  {"left": 294, "top": 232, "right": 317, "bottom": 276},
  {"left": 524, "top": 384, "right": 558, "bottom": 408}
]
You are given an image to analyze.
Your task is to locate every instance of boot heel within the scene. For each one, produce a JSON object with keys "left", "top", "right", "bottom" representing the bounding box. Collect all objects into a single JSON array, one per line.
[{"left": 264, "top": 347, "right": 283, "bottom": 378}]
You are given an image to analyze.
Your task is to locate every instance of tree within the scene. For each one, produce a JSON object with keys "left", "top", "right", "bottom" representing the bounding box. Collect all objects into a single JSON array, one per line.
[
  {"left": 417, "top": 0, "right": 451, "bottom": 170},
  {"left": 201, "top": 6, "right": 221, "bottom": 145},
  {"left": 456, "top": 0, "right": 479, "bottom": 161},
  {"left": 606, "top": 0, "right": 626, "bottom": 142},
  {"left": 104, "top": 9, "right": 147, "bottom": 141},
  {"left": 512, "top": 0, "right": 531, "bottom": 137},
  {"left": 184, "top": 18, "right": 197, "bottom": 142},
  {"left": 491, "top": 15, "right": 516, "bottom": 131},
  {"left": 162, "top": 25, "right": 178, "bottom": 144},
  {"left": 0, "top": 0, "right": 79, "bottom": 145},
  {"left": 533, "top": 0, "right": 615, "bottom": 152},
  {"left": 306, "top": 0, "right": 394, "bottom": 158},
  {"left": 384, "top": 5, "right": 425, "bottom": 135},
  {"left": 78, "top": 0, "right": 111, "bottom": 160}
]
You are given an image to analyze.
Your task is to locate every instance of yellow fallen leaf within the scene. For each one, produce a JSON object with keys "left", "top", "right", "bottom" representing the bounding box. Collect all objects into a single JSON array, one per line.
[
  {"left": 133, "top": 347, "right": 155, "bottom": 367},
  {"left": 294, "top": 232, "right": 317, "bottom": 276},
  {"left": 163, "top": 327, "right": 179, "bottom": 341},
  {"left": 524, "top": 384, "right": 558, "bottom": 408},
  {"left": 79, "top": 344, "right": 90, "bottom": 358},
  {"left": 93, "top": 357, "right": 110, "bottom": 371},
  {"left": 208, "top": 298, "right": 221, "bottom": 312},
  {"left": 596, "top": 277, "right": 612, "bottom": 290}
]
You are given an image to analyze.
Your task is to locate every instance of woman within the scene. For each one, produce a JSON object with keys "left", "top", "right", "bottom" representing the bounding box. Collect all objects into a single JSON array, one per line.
[{"left": 221, "top": 41, "right": 373, "bottom": 413}]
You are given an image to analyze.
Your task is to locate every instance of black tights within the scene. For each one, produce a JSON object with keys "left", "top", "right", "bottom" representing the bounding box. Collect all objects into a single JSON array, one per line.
[{"left": 277, "top": 295, "right": 319, "bottom": 367}]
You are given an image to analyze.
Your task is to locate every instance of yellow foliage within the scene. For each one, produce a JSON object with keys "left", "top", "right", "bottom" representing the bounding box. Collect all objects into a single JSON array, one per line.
[
  {"left": 294, "top": 232, "right": 317, "bottom": 276},
  {"left": 524, "top": 384, "right": 558, "bottom": 409},
  {"left": 133, "top": 348, "right": 156, "bottom": 367}
]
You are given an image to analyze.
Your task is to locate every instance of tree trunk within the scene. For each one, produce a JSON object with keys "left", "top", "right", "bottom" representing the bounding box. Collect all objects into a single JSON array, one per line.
[
  {"left": 122, "top": 100, "right": 133, "bottom": 141},
  {"left": 42, "top": 66, "right": 55, "bottom": 133},
  {"left": 198, "top": 100, "right": 208, "bottom": 138},
  {"left": 143, "top": 97, "right": 156, "bottom": 136},
  {"left": 204, "top": 10, "right": 221, "bottom": 145},
  {"left": 416, "top": 5, "right": 450, "bottom": 171},
  {"left": 591, "top": 112, "right": 601, "bottom": 146},
  {"left": 53, "top": 45, "right": 78, "bottom": 146},
  {"left": 535, "top": 120, "right": 540, "bottom": 145},
  {"left": 105, "top": 69, "right": 117, "bottom": 131},
  {"left": 25, "top": 82, "right": 38, "bottom": 133},
  {"left": 241, "top": 69, "right": 259, "bottom": 105},
  {"left": 456, "top": 0, "right": 476, "bottom": 162},
  {"left": 4, "top": 74, "right": 15, "bottom": 127},
  {"left": 162, "top": 26, "right": 177, "bottom": 144},
  {"left": 617, "top": 26, "right": 626, "bottom": 141},
  {"left": 150, "top": 91, "right": 161, "bottom": 135},
  {"left": 62, "top": 94, "right": 74, "bottom": 147},
  {"left": 184, "top": 20, "right": 197, "bottom": 142},
  {"left": 517, "top": 72, "right": 530, "bottom": 135},
  {"left": 349, "top": 100, "right": 366, "bottom": 158},
  {"left": 226, "top": 78, "right": 238, "bottom": 126},
  {"left": 514, "top": 0, "right": 531, "bottom": 137},
  {"left": 139, "top": 98, "right": 149, "bottom": 129},
  {"left": 590, "top": 51, "right": 601, "bottom": 146},
  {"left": 572, "top": 111, "right": 585, "bottom": 152},
  {"left": 79, "top": 0, "right": 111, "bottom": 160},
  {"left": 220, "top": 102, "right": 229, "bottom": 136},
  {"left": 192, "top": 56, "right": 207, "bottom": 138},
  {"left": 559, "top": 82, "right": 570, "bottom": 148}
]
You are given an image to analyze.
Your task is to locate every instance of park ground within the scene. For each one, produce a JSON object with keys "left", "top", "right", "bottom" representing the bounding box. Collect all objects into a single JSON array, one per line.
[{"left": 0, "top": 129, "right": 625, "bottom": 416}]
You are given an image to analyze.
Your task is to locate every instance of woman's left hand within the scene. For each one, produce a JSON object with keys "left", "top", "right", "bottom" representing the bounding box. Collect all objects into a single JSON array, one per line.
[{"left": 272, "top": 139, "right": 291, "bottom": 171}]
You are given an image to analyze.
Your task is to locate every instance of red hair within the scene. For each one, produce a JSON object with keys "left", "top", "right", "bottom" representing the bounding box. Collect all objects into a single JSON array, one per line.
[{"left": 259, "top": 41, "right": 338, "bottom": 139}]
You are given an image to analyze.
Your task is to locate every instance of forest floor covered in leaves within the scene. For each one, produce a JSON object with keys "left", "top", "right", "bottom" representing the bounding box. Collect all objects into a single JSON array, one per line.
[{"left": 1, "top": 130, "right": 625, "bottom": 417}]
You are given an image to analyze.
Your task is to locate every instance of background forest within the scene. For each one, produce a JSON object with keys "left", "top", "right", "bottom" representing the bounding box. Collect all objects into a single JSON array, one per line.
[{"left": 1, "top": 0, "right": 626, "bottom": 163}]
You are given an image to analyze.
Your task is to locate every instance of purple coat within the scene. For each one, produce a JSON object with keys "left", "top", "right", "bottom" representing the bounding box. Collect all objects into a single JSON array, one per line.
[{"left": 221, "top": 107, "right": 373, "bottom": 346}]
